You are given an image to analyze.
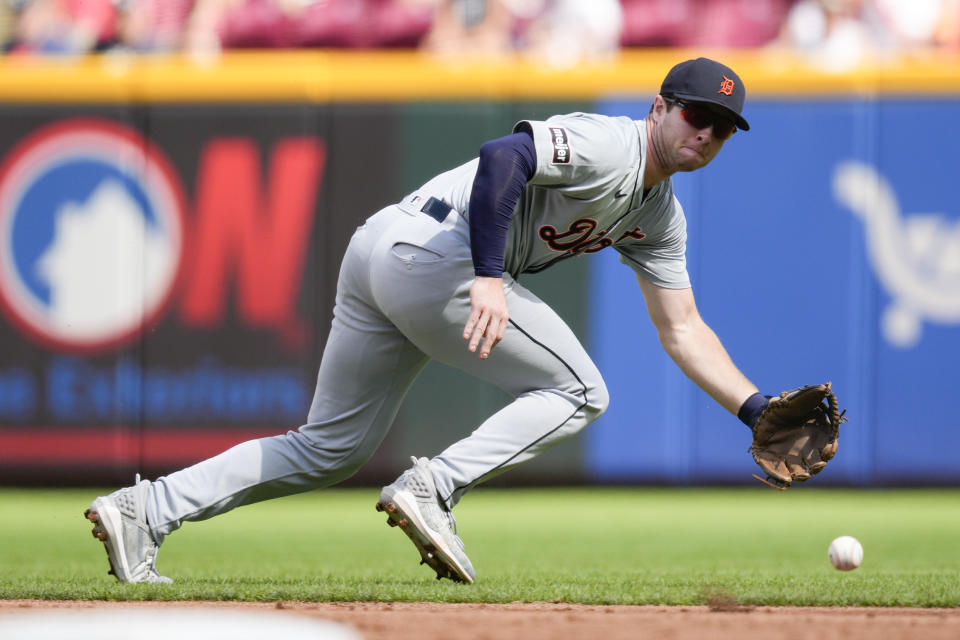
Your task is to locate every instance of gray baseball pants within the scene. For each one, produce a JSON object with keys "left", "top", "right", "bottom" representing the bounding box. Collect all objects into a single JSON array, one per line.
[{"left": 145, "top": 202, "right": 608, "bottom": 540}]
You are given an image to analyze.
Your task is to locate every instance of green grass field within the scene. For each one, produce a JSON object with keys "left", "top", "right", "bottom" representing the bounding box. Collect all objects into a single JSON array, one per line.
[{"left": 1, "top": 487, "right": 957, "bottom": 607}]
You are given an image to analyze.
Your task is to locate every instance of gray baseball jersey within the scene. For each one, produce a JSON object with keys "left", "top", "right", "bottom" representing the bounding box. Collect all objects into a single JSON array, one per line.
[
  {"left": 141, "top": 113, "right": 692, "bottom": 542},
  {"left": 401, "top": 112, "right": 690, "bottom": 288}
]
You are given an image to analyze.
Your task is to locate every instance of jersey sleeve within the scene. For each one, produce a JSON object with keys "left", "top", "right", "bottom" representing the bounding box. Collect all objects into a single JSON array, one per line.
[
  {"left": 513, "top": 113, "right": 635, "bottom": 193},
  {"left": 615, "top": 195, "right": 691, "bottom": 289}
]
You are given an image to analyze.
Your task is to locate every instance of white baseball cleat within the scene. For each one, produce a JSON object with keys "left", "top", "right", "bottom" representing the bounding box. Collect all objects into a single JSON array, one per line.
[
  {"left": 84, "top": 475, "right": 171, "bottom": 584},
  {"left": 376, "top": 456, "right": 475, "bottom": 584}
]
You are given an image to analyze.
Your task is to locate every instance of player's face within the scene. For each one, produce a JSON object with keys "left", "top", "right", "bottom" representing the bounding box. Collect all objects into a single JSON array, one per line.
[{"left": 652, "top": 96, "right": 730, "bottom": 173}]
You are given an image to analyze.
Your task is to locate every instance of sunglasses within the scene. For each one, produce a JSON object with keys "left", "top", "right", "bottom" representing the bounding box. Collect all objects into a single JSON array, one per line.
[{"left": 665, "top": 97, "right": 737, "bottom": 141}]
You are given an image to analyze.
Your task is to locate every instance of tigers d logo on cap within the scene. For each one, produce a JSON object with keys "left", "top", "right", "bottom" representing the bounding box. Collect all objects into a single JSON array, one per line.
[{"left": 718, "top": 76, "right": 735, "bottom": 96}]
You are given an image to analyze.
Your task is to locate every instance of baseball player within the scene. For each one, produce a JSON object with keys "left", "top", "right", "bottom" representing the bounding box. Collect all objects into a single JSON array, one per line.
[{"left": 84, "top": 57, "right": 842, "bottom": 585}]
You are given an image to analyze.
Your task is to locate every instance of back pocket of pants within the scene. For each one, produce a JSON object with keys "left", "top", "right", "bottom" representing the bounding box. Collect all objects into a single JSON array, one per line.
[{"left": 390, "top": 242, "right": 446, "bottom": 265}]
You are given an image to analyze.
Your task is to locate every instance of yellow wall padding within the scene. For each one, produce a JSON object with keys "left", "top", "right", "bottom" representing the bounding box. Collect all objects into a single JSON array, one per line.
[{"left": 1, "top": 49, "right": 959, "bottom": 103}]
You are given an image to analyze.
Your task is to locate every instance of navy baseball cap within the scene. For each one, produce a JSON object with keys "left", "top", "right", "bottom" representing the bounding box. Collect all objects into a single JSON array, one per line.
[{"left": 660, "top": 57, "right": 750, "bottom": 131}]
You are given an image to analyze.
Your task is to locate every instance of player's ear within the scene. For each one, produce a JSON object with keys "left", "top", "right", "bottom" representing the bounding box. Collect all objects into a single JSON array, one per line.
[{"left": 650, "top": 95, "right": 667, "bottom": 121}]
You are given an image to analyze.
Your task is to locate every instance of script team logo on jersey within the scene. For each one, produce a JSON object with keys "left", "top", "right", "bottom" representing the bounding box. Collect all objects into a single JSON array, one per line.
[
  {"left": 0, "top": 118, "right": 187, "bottom": 352},
  {"left": 549, "top": 127, "right": 571, "bottom": 164}
]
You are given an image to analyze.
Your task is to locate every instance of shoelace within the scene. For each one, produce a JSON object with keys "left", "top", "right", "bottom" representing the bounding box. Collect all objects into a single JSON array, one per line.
[
  {"left": 446, "top": 509, "right": 458, "bottom": 536},
  {"left": 444, "top": 509, "right": 468, "bottom": 551},
  {"left": 133, "top": 473, "right": 167, "bottom": 579},
  {"left": 404, "top": 459, "right": 464, "bottom": 547}
]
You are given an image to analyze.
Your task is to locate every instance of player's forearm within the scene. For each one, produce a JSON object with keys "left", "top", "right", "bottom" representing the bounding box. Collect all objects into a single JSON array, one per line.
[{"left": 657, "top": 317, "right": 758, "bottom": 415}]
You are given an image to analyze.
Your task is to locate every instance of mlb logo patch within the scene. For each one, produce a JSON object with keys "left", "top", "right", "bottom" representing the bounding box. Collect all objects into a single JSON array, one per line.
[{"left": 549, "top": 127, "right": 571, "bottom": 164}]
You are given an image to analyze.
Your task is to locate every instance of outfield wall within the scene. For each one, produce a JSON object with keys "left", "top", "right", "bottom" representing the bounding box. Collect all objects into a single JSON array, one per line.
[{"left": 0, "top": 50, "right": 956, "bottom": 485}]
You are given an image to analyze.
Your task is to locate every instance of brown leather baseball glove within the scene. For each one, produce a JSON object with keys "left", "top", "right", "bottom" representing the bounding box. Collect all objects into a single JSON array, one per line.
[{"left": 750, "top": 383, "right": 847, "bottom": 490}]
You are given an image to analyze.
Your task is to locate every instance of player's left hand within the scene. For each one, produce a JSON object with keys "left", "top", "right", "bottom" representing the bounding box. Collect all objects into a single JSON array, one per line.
[
  {"left": 463, "top": 276, "right": 508, "bottom": 359},
  {"left": 749, "top": 383, "right": 847, "bottom": 490}
]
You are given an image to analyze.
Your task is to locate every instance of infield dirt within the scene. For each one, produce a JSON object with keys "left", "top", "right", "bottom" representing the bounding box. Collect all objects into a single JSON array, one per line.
[{"left": 2, "top": 600, "right": 959, "bottom": 639}]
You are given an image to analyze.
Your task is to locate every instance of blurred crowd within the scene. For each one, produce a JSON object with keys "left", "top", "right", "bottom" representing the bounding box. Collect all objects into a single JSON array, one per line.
[{"left": 0, "top": 0, "right": 957, "bottom": 68}]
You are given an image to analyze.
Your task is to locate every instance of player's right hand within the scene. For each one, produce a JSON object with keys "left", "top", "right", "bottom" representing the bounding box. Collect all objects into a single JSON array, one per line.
[{"left": 463, "top": 276, "right": 508, "bottom": 360}]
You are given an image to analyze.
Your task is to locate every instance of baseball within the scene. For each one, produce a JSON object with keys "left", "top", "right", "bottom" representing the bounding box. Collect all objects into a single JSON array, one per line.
[{"left": 828, "top": 536, "right": 863, "bottom": 571}]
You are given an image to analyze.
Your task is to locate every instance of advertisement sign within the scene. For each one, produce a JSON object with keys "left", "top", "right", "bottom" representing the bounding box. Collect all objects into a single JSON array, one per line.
[{"left": 0, "top": 105, "right": 399, "bottom": 483}]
